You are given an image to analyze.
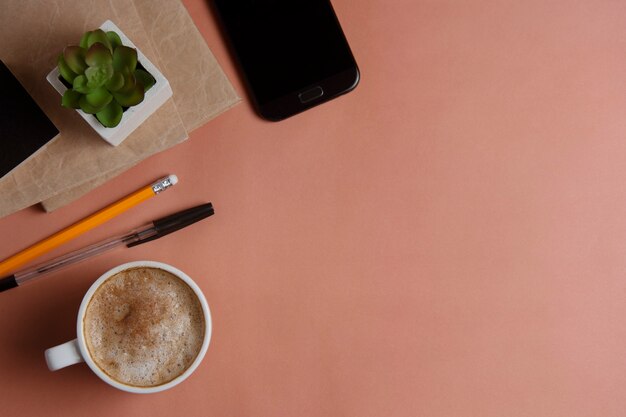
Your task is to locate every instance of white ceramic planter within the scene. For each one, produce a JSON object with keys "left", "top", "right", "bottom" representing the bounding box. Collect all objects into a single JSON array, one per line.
[{"left": 47, "top": 20, "right": 172, "bottom": 146}]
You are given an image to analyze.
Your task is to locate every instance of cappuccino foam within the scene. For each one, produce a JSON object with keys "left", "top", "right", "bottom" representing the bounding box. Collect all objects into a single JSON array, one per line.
[{"left": 83, "top": 267, "right": 205, "bottom": 387}]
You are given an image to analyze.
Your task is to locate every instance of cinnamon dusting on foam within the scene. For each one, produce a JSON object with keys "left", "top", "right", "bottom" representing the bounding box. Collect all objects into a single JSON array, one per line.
[{"left": 83, "top": 267, "right": 204, "bottom": 387}]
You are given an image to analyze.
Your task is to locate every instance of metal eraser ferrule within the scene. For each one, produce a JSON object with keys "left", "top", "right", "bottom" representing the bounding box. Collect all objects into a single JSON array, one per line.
[{"left": 151, "top": 175, "right": 178, "bottom": 194}]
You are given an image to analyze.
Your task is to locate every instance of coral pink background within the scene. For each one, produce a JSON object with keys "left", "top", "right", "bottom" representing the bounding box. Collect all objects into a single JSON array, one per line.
[{"left": 1, "top": 1, "right": 626, "bottom": 416}]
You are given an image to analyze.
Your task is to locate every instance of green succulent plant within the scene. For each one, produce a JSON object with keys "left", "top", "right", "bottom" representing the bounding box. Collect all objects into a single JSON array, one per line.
[{"left": 57, "top": 29, "right": 156, "bottom": 128}]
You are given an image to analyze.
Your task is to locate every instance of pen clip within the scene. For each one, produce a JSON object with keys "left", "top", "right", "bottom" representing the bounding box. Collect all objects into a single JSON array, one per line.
[{"left": 126, "top": 203, "right": 214, "bottom": 248}]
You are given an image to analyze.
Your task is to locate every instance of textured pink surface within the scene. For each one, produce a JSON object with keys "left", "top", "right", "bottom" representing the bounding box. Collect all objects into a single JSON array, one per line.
[{"left": 1, "top": 0, "right": 626, "bottom": 416}]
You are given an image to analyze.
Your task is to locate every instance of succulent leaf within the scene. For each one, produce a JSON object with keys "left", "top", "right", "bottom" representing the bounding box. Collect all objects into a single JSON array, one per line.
[
  {"left": 96, "top": 101, "right": 123, "bottom": 128},
  {"left": 116, "top": 70, "right": 136, "bottom": 94},
  {"left": 79, "top": 94, "right": 107, "bottom": 114},
  {"left": 61, "top": 89, "right": 81, "bottom": 108},
  {"left": 72, "top": 75, "right": 91, "bottom": 94},
  {"left": 79, "top": 31, "right": 91, "bottom": 49},
  {"left": 85, "top": 43, "right": 112, "bottom": 66},
  {"left": 57, "top": 54, "right": 78, "bottom": 83},
  {"left": 87, "top": 29, "right": 112, "bottom": 52},
  {"left": 85, "top": 87, "right": 113, "bottom": 108},
  {"left": 113, "top": 82, "right": 144, "bottom": 107},
  {"left": 63, "top": 46, "right": 87, "bottom": 74},
  {"left": 85, "top": 64, "right": 114, "bottom": 89},
  {"left": 113, "top": 46, "right": 137, "bottom": 72},
  {"left": 105, "top": 71, "right": 125, "bottom": 92},
  {"left": 106, "top": 31, "right": 122, "bottom": 50},
  {"left": 134, "top": 69, "right": 155, "bottom": 92}
]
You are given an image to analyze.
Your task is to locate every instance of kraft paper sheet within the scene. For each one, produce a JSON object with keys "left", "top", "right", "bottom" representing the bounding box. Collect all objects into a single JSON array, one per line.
[{"left": 0, "top": 0, "right": 239, "bottom": 217}]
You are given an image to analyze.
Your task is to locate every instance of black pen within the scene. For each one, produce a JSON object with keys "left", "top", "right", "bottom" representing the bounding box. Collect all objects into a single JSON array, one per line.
[{"left": 0, "top": 203, "right": 214, "bottom": 292}]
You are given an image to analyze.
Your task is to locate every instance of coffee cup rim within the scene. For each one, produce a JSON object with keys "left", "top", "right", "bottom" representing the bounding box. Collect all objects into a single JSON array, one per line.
[{"left": 75, "top": 260, "right": 212, "bottom": 393}]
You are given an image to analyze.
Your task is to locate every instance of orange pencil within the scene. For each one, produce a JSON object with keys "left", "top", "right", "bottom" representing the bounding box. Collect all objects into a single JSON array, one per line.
[{"left": 0, "top": 174, "right": 178, "bottom": 276}]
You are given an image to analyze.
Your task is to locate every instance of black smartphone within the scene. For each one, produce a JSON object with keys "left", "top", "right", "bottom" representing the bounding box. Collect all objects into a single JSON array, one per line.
[
  {"left": 212, "top": 0, "right": 360, "bottom": 121},
  {"left": 0, "top": 61, "right": 59, "bottom": 180}
]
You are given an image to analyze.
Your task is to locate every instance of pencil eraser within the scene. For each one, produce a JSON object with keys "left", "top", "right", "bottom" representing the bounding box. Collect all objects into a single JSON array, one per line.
[{"left": 168, "top": 174, "right": 179, "bottom": 185}]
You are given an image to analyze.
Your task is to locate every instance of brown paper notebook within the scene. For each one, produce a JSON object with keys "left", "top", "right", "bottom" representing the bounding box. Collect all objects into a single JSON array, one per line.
[
  {"left": 41, "top": 0, "right": 241, "bottom": 212},
  {"left": 0, "top": 0, "right": 186, "bottom": 218},
  {"left": 0, "top": 0, "right": 239, "bottom": 217}
]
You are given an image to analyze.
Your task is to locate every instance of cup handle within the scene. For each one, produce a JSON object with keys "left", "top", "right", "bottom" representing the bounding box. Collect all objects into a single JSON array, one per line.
[{"left": 45, "top": 339, "right": 84, "bottom": 371}]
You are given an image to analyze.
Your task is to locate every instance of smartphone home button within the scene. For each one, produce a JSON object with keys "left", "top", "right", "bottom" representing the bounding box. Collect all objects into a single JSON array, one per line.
[{"left": 298, "top": 86, "right": 324, "bottom": 103}]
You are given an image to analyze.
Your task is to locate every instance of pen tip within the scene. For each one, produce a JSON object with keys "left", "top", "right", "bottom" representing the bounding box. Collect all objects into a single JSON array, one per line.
[{"left": 167, "top": 174, "right": 179, "bottom": 185}]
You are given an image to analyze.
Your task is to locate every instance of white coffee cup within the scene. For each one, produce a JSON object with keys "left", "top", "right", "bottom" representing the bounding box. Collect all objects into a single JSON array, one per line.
[{"left": 44, "top": 261, "right": 212, "bottom": 394}]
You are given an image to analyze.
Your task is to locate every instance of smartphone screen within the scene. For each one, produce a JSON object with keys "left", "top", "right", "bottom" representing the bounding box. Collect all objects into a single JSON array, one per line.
[
  {"left": 0, "top": 61, "right": 59, "bottom": 179},
  {"left": 213, "top": 0, "right": 359, "bottom": 120}
]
